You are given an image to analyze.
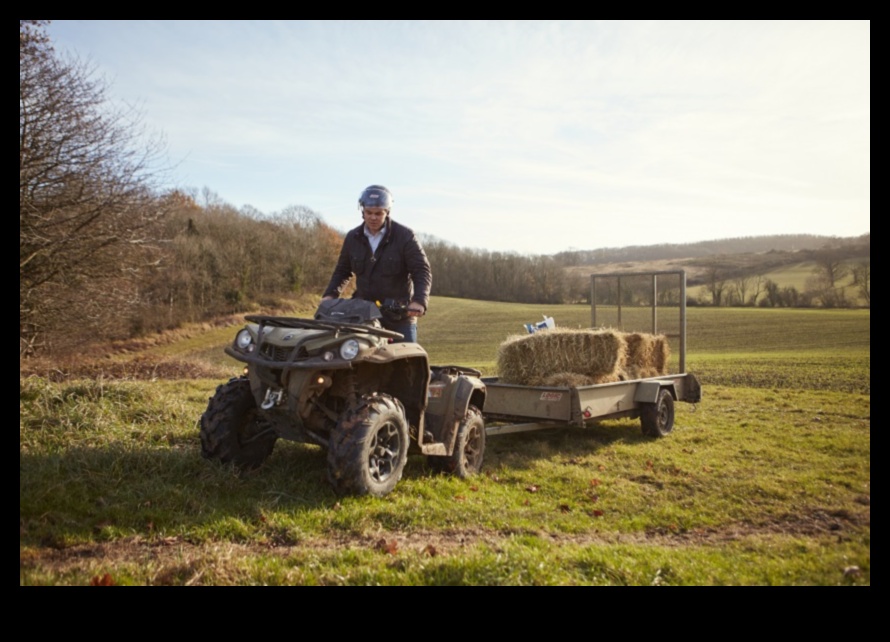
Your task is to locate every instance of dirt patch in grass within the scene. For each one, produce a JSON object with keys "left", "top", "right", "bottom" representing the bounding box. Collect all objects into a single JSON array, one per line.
[
  {"left": 21, "top": 506, "right": 869, "bottom": 584},
  {"left": 634, "top": 506, "right": 870, "bottom": 542}
]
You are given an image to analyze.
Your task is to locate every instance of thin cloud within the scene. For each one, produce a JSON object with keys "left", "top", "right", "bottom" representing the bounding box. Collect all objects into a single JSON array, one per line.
[{"left": 46, "top": 20, "right": 869, "bottom": 254}]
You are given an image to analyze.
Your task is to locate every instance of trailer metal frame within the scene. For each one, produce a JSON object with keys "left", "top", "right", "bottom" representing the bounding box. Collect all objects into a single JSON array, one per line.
[{"left": 479, "top": 270, "right": 701, "bottom": 437}]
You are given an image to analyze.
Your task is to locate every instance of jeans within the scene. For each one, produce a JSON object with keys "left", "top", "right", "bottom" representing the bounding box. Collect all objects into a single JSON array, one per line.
[{"left": 381, "top": 318, "right": 417, "bottom": 343}]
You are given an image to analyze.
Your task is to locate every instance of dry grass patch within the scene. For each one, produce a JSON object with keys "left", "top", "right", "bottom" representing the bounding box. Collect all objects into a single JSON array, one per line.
[{"left": 19, "top": 355, "right": 232, "bottom": 382}]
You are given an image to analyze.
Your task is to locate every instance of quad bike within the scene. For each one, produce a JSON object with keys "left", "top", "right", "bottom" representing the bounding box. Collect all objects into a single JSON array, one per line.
[{"left": 200, "top": 298, "right": 486, "bottom": 497}]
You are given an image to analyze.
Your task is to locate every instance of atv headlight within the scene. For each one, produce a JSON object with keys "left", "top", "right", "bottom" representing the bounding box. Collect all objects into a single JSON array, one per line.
[
  {"left": 235, "top": 329, "right": 254, "bottom": 352},
  {"left": 339, "top": 339, "right": 360, "bottom": 361}
]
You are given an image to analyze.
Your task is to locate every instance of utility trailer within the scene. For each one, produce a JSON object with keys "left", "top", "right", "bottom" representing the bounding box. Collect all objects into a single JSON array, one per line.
[{"left": 478, "top": 270, "right": 701, "bottom": 438}]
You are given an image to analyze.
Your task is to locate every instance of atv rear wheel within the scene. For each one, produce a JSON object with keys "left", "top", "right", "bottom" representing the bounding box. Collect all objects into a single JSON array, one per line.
[
  {"left": 200, "top": 377, "right": 277, "bottom": 470},
  {"left": 327, "top": 394, "right": 409, "bottom": 497},
  {"left": 428, "top": 405, "right": 485, "bottom": 478}
]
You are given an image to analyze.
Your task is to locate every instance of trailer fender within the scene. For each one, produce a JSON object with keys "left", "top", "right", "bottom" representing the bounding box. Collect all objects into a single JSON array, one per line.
[
  {"left": 424, "top": 371, "right": 485, "bottom": 456},
  {"left": 634, "top": 381, "right": 677, "bottom": 404},
  {"left": 682, "top": 373, "right": 703, "bottom": 403}
]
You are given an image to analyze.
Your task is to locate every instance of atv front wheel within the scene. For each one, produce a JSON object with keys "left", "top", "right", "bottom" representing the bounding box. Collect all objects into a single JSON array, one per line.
[
  {"left": 428, "top": 405, "right": 485, "bottom": 478},
  {"left": 200, "top": 377, "right": 277, "bottom": 470},
  {"left": 327, "top": 394, "right": 409, "bottom": 497}
]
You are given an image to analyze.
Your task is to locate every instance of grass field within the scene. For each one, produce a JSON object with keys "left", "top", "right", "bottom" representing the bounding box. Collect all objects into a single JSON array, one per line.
[
  {"left": 167, "top": 297, "right": 869, "bottom": 395},
  {"left": 20, "top": 297, "right": 870, "bottom": 585}
]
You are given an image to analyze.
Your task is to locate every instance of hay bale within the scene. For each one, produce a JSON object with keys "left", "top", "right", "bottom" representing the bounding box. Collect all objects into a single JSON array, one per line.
[
  {"left": 622, "top": 365, "right": 661, "bottom": 380},
  {"left": 496, "top": 328, "right": 627, "bottom": 385},
  {"left": 496, "top": 328, "right": 671, "bottom": 386},
  {"left": 590, "top": 372, "right": 624, "bottom": 384},
  {"left": 541, "top": 372, "right": 597, "bottom": 388},
  {"left": 652, "top": 335, "right": 671, "bottom": 373},
  {"left": 624, "top": 332, "right": 654, "bottom": 368},
  {"left": 624, "top": 332, "right": 670, "bottom": 377},
  {"left": 615, "top": 332, "right": 672, "bottom": 378}
]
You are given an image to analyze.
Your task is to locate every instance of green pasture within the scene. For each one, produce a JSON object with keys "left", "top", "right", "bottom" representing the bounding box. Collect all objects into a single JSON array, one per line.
[
  {"left": 20, "top": 297, "right": 870, "bottom": 585},
  {"left": 173, "top": 297, "right": 869, "bottom": 394},
  {"left": 169, "top": 295, "right": 865, "bottom": 358}
]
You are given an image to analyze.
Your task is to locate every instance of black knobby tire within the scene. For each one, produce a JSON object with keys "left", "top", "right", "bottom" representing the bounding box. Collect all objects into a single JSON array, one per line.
[
  {"left": 200, "top": 377, "right": 277, "bottom": 470},
  {"left": 327, "top": 394, "right": 409, "bottom": 497},
  {"left": 641, "top": 388, "right": 675, "bottom": 437},
  {"left": 428, "top": 405, "right": 485, "bottom": 478}
]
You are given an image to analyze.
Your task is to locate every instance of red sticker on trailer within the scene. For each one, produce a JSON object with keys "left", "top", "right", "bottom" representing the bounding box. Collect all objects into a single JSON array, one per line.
[
  {"left": 540, "top": 392, "right": 563, "bottom": 401},
  {"left": 428, "top": 385, "right": 444, "bottom": 398}
]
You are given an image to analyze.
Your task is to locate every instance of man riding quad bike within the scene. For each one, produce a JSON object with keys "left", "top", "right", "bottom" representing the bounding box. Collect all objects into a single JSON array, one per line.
[{"left": 200, "top": 298, "right": 486, "bottom": 497}]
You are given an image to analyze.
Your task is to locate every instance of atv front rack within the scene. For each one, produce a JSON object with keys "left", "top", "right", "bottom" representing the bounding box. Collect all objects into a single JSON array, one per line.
[{"left": 244, "top": 315, "right": 405, "bottom": 341}]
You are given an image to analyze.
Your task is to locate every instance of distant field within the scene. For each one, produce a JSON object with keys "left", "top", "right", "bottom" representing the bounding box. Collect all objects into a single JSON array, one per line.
[
  {"left": 129, "top": 296, "right": 870, "bottom": 395},
  {"left": 686, "top": 260, "right": 865, "bottom": 305},
  {"left": 566, "top": 258, "right": 867, "bottom": 306},
  {"left": 424, "top": 298, "right": 870, "bottom": 394}
]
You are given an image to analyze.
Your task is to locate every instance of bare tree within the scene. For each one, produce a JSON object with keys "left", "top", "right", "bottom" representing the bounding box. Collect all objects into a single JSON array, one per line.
[
  {"left": 732, "top": 274, "right": 752, "bottom": 307},
  {"left": 851, "top": 260, "right": 870, "bottom": 307},
  {"left": 20, "top": 19, "right": 51, "bottom": 61},
  {"left": 804, "top": 246, "right": 854, "bottom": 309},
  {"left": 748, "top": 274, "right": 765, "bottom": 306},
  {"left": 761, "top": 279, "right": 780, "bottom": 307},
  {"left": 812, "top": 247, "right": 850, "bottom": 288},
  {"left": 20, "top": 21, "right": 168, "bottom": 354},
  {"left": 704, "top": 265, "right": 727, "bottom": 306},
  {"left": 804, "top": 273, "right": 848, "bottom": 308}
]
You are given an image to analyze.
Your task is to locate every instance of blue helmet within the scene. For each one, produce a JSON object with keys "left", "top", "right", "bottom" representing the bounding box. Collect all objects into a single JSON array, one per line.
[{"left": 358, "top": 185, "right": 393, "bottom": 209}]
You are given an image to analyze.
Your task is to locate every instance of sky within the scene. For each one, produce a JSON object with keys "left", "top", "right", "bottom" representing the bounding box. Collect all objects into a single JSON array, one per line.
[{"left": 45, "top": 20, "right": 870, "bottom": 255}]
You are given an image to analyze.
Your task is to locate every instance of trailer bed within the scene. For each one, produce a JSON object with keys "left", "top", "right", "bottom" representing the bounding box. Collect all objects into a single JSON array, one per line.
[{"left": 481, "top": 373, "right": 701, "bottom": 435}]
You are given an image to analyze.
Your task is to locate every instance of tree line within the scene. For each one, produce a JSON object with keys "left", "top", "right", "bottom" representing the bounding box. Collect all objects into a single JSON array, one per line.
[
  {"left": 554, "top": 233, "right": 869, "bottom": 266},
  {"left": 421, "top": 237, "right": 589, "bottom": 305}
]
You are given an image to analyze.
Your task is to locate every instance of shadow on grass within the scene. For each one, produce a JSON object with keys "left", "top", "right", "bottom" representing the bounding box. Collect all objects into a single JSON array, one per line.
[
  {"left": 20, "top": 418, "right": 656, "bottom": 546},
  {"left": 20, "top": 441, "right": 334, "bottom": 545},
  {"left": 485, "top": 418, "right": 651, "bottom": 460}
]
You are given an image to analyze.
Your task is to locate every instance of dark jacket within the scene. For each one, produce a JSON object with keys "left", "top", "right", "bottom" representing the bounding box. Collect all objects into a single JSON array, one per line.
[{"left": 323, "top": 218, "right": 432, "bottom": 316}]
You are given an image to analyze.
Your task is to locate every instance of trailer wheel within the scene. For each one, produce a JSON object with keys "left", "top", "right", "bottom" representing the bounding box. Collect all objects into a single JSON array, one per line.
[
  {"left": 641, "top": 388, "right": 675, "bottom": 437},
  {"left": 200, "top": 377, "right": 277, "bottom": 470},
  {"left": 428, "top": 405, "right": 485, "bottom": 478},
  {"left": 327, "top": 394, "right": 409, "bottom": 497}
]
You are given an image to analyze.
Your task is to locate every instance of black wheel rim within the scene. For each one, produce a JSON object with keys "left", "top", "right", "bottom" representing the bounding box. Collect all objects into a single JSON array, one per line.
[
  {"left": 657, "top": 400, "right": 674, "bottom": 432},
  {"left": 463, "top": 423, "right": 483, "bottom": 469},
  {"left": 368, "top": 421, "right": 402, "bottom": 483}
]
